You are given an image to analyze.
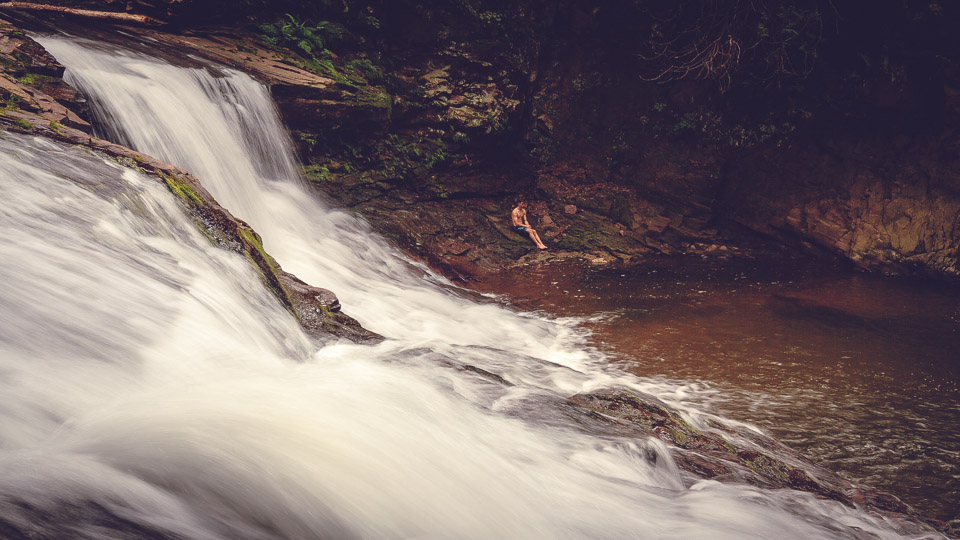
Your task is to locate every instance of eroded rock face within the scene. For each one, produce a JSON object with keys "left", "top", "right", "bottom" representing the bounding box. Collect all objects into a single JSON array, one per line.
[
  {"left": 416, "top": 55, "right": 520, "bottom": 136},
  {"left": 725, "top": 141, "right": 960, "bottom": 278},
  {"left": 0, "top": 21, "right": 90, "bottom": 130},
  {"left": 783, "top": 182, "right": 960, "bottom": 276}
]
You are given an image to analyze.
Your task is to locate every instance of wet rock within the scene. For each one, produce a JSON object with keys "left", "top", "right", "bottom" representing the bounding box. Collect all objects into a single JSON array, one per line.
[
  {"left": 568, "top": 388, "right": 939, "bottom": 531},
  {"left": 1, "top": 33, "right": 63, "bottom": 77},
  {"left": 0, "top": 20, "right": 90, "bottom": 130},
  {"left": 279, "top": 272, "right": 381, "bottom": 343}
]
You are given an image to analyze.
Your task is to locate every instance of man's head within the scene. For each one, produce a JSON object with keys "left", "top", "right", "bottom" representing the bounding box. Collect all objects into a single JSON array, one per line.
[{"left": 515, "top": 199, "right": 526, "bottom": 209}]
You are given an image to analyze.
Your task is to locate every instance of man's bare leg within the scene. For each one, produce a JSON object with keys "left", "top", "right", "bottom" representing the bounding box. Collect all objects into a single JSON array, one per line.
[{"left": 528, "top": 229, "right": 547, "bottom": 249}]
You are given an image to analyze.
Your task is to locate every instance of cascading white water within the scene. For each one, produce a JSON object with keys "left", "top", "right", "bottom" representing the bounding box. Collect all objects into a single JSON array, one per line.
[{"left": 0, "top": 34, "right": 937, "bottom": 538}]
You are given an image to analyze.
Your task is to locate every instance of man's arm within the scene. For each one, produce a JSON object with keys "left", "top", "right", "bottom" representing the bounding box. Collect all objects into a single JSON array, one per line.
[{"left": 521, "top": 210, "right": 532, "bottom": 228}]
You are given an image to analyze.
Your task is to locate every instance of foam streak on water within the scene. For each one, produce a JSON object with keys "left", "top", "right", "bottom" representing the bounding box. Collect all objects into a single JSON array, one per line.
[{"left": 0, "top": 35, "right": 936, "bottom": 538}]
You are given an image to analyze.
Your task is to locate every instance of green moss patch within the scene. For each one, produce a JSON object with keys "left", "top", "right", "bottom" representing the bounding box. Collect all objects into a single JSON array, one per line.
[
  {"left": 16, "top": 73, "right": 56, "bottom": 87},
  {"left": 159, "top": 173, "right": 203, "bottom": 207},
  {"left": 238, "top": 226, "right": 280, "bottom": 271},
  {"left": 237, "top": 225, "right": 298, "bottom": 318}
]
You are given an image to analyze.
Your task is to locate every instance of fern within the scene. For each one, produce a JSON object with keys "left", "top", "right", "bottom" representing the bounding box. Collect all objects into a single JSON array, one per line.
[{"left": 259, "top": 14, "right": 341, "bottom": 61}]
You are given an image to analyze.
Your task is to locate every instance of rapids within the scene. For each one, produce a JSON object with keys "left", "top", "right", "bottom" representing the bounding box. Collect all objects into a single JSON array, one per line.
[{"left": 0, "top": 34, "right": 942, "bottom": 538}]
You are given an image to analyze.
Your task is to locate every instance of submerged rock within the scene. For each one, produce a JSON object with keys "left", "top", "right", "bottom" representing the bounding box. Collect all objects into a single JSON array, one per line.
[{"left": 568, "top": 388, "right": 944, "bottom": 534}]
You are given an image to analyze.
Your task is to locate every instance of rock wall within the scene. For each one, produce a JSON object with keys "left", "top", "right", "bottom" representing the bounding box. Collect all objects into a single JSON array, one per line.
[
  {"left": 724, "top": 138, "right": 960, "bottom": 277},
  {"left": 4, "top": 0, "right": 960, "bottom": 282}
]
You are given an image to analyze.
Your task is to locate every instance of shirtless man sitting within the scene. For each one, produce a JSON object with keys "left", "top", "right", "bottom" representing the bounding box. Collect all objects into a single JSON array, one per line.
[{"left": 511, "top": 200, "right": 548, "bottom": 250}]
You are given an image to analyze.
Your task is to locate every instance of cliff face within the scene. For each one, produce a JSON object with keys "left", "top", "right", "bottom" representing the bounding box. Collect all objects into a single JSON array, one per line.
[
  {"left": 505, "top": 0, "right": 960, "bottom": 279},
  {"left": 724, "top": 138, "right": 960, "bottom": 277},
  {"left": 254, "top": 0, "right": 960, "bottom": 280},
  {"left": 11, "top": 1, "right": 957, "bottom": 280}
]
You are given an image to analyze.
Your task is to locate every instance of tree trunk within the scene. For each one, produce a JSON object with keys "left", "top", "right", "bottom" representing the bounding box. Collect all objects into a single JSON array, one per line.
[{"left": 0, "top": 2, "right": 164, "bottom": 26}]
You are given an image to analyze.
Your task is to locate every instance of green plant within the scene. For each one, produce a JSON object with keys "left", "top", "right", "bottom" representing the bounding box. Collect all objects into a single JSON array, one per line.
[
  {"left": 346, "top": 58, "right": 383, "bottom": 84},
  {"left": 297, "top": 132, "right": 318, "bottom": 154},
  {"left": 362, "top": 14, "right": 381, "bottom": 29},
  {"left": 160, "top": 173, "right": 202, "bottom": 206},
  {"left": 673, "top": 112, "right": 699, "bottom": 134},
  {"left": 302, "top": 164, "right": 332, "bottom": 183},
  {"left": 424, "top": 147, "right": 447, "bottom": 169},
  {"left": 375, "top": 134, "right": 449, "bottom": 178},
  {"left": 15, "top": 119, "right": 32, "bottom": 130},
  {"left": 259, "top": 14, "right": 342, "bottom": 58},
  {"left": 4, "top": 94, "right": 20, "bottom": 110}
]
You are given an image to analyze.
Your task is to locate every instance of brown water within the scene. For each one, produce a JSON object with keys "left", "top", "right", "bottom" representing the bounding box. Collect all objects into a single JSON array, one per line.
[{"left": 478, "top": 254, "right": 960, "bottom": 526}]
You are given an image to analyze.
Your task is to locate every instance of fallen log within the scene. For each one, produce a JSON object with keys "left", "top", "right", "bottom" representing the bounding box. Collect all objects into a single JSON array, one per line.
[{"left": 0, "top": 2, "right": 164, "bottom": 26}]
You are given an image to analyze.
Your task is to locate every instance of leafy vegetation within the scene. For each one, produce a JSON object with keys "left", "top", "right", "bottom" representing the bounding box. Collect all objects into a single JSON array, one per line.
[
  {"left": 345, "top": 58, "right": 383, "bottom": 84},
  {"left": 3, "top": 93, "right": 20, "bottom": 110},
  {"left": 258, "top": 12, "right": 391, "bottom": 111},
  {"left": 375, "top": 134, "right": 448, "bottom": 178},
  {"left": 302, "top": 164, "right": 332, "bottom": 182},
  {"left": 233, "top": 0, "right": 955, "bottom": 185},
  {"left": 259, "top": 14, "right": 343, "bottom": 58}
]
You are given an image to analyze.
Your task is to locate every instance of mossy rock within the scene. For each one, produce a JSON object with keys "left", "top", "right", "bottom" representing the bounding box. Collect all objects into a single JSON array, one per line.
[
  {"left": 159, "top": 172, "right": 204, "bottom": 207},
  {"left": 553, "top": 209, "right": 637, "bottom": 253}
]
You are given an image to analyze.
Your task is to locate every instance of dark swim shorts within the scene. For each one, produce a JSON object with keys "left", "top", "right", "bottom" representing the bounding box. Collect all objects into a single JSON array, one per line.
[{"left": 513, "top": 225, "right": 527, "bottom": 233}]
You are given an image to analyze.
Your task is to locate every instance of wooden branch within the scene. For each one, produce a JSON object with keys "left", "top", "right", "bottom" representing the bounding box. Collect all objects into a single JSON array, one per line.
[{"left": 0, "top": 2, "right": 165, "bottom": 26}]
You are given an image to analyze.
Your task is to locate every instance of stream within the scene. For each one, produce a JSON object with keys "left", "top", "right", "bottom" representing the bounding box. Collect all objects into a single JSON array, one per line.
[
  {"left": 480, "top": 255, "right": 960, "bottom": 526},
  {"left": 0, "top": 32, "right": 947, "bottom": 538}
]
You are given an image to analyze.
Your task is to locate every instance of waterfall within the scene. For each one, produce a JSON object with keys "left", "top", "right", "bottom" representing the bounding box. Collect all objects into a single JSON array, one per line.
[{"left": 0, "top": 34, "right": 934, "bottom": 538}]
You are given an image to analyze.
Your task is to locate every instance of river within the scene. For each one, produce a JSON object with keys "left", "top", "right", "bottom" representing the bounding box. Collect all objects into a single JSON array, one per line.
[
  {"left": 479, "top": 254, "right": 960, "bottom": 526},
  {"left": 0, "top": 32, "right": 946, "bottom": 538}
]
